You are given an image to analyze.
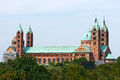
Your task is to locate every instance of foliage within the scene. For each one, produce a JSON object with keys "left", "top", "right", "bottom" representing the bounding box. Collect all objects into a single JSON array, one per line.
[{"left": 0, "top": 56, "right": 120, "bottom": 80}]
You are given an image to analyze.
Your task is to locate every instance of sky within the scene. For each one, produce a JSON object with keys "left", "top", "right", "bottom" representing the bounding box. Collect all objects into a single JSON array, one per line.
[{"left": 0, "top": 0, "right": 120, "bottom": 61}]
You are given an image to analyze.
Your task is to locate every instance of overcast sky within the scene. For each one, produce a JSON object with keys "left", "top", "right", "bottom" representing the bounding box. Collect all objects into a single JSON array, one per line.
[{"left": 0, "top": 0, "right": 120, "bottom": 61}]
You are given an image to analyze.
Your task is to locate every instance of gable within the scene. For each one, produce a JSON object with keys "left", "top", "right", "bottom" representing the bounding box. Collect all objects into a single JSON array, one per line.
[
  {"left": 7, "top": 46, "right": 16, "bottom": 52},
  {"left": 75, "top": 45, "right": 91, "bottom": 52}
]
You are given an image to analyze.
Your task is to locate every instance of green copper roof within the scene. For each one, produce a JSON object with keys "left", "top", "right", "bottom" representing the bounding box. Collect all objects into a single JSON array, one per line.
[
  {"left": 81, "top": 31, "right": 91, "bottom": 40},
  {"left": 92, "top": 18, "right": 100, "bottom": 30},
  {"left": 18, "top": 24, "right": 23, "bottom": 33},
  {"left": 106, "top": 53, "right": 114, "bottom": 59},
  {"left": 28, "top": 25, "right": 32, "bottom": 34},
  {"left": 82, "top": 45, "right": 91, "bottom": 52},
  {"left": 102, "top": 20, "right": 108, "bottom": 32},
  {"left": 100, "top": 45, "right": 108, "bottom": 52},
  {"left": 23, "top": 46, "right": 91, "bottom": 53}
]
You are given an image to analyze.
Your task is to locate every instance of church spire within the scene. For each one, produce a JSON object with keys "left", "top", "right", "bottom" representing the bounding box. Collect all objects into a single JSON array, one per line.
[
  {"left": 93, "top": 18, "right": 100, "bottom": 30},
  {"left": 28, "top": 25, "right": 32, "bottom": 34},
  {"left": 102, "top": 19, "right": 108, "bottom": 32},
  {"left": 18, "top": 24, "right": 23, "bottom": 33}
]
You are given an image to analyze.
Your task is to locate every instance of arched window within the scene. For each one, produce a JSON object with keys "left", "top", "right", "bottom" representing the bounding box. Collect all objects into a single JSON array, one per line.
[
  {"left": 93, "top": 37, "right": 96, "bottom": 40},
  {"left": 39, "top": 58, "right": 41, "bottom": 64},
  {"left": 18, "top": 45, "right": 20, "bottom": 48},
  {"left": 66, "top": 58, "right": 69, "bottom": 61},
  {"left": 28, "top": 41, "right": 30, "bottom": 44},
  {"left": 28, "top": 36, "right": 30, "bottom": 39},
  {"left": 18, "top": 35, "right": 20, "bottom": 38},
  {"left": 102, "top": 38, "right": 104, "bottom": 41},
  {"left": 71, "top": 58, "right": 72, "bottom": 61},
  {"left": 93, "top": 32, "right": 96, "bottom": 35},
  {"left": 57, "top": 58, "right": 59, "bottom": 63},
  {"left": 62, "top": 58, "right": 64, "bottom": 63},
  {"left": 48, "top": 58, "right": 51, "bottom": 63},
  {"left": 43, "top": 58, "right": 46, "bottom": 64},
  {"left": 101, "top": 34, "right": 104, "bottom": 36},
  {"left": 18, "top": 40, "right": 20, "bottom": 43},
  {"left": 18, "top": 31, "right": 20, "bottom": 34},
  {"left": 53, "top": 58, "right": 55, "bottom": 63}
]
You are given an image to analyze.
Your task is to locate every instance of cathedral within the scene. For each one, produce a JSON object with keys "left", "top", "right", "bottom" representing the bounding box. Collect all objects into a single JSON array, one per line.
[{"left": 3, "top": 18, "right": 115, "bottom": 64}]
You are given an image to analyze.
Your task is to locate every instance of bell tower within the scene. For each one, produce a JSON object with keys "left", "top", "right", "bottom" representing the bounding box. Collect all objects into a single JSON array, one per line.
[
  {"left": 16, "top": 24, "right": 24, "bottom": 57},
  {"left": 100, "top": 19, "right": 109, "bottom": 46},
  {"left": 91, "top": 18, "right": 100, "bottom": 61},
  {"left": 26, "top": 25, "right": 33, "bottom": 47}
]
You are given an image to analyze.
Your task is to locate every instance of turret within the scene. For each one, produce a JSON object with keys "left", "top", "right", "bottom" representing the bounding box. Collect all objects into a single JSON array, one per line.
[
  {"left": 16, "top": 24, "right": 24, "bottom": 57},
  {"left": 100, "top": 19, "right": 109, "bottom": 45},
  {"left": 91, "top": 18, "right": 100, "bottom": 61},
  {"left": 26, "top": 25, "right": 33, "bottom": 47}
]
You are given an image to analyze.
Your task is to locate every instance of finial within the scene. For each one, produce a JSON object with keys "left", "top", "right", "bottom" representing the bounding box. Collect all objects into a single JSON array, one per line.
[{"left": 103, "top": 17, "right": 105, "bottom": 25}]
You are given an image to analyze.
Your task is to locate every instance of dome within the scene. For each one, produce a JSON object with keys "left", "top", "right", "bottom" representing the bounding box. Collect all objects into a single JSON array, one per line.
[{"left": 81, "top": 31, "right": 91, "bottom": 40}]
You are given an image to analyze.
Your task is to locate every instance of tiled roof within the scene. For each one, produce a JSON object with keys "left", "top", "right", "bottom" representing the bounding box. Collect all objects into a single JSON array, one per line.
[
  {"left": 23, "top": 46, "right": 91, "bottom": 54},
  {"left": 106, "top": 53, "right": 114, "bottom": 59},
  {"left": 100, "top": 45, "right": 108, "bottom": 52}
]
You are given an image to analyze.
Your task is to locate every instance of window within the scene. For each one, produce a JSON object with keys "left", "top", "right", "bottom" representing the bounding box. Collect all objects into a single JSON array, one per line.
[
  {"left": 66, "top": 58, "right": 69, "bottom": 61},
  {"left": 102, "top": 30, "right": 104, "bottom": 32},
  {"left": 18, "top": 40, "right": 20, "bottom": 43},
  {"left": 94, "top": 29, "right": 96, "bottom": 31},
  {"left": 71, "top": 58, "right": 72, "bottom": 61},
  {"left": 93, "top": 42, "right": 96, "bottom": 45},
  {"left": 43, "top": 58, "right": 46, "bottom": 64},
  {"left": 28, "top": 36, "right": 30, "bottom": 39},
  {"left": 93, "top": 37, "right": 96, "bottom": 40},
  {"left": 28, "top": 41, "right": 30, "bottom": 44},
  {"left": 39, "top": 59, "right": 41, "bottom": 64},
  {"left": 18, "top": 45, "right": 20, "bottom": 48},
  {"left": 93, "top": 32, "right": 96, "bottom": 35},
  {"left": 53, "top": 58, "right": 55, "bottom": 62},
  {"left": 102, "top": 38, "right": 104, "bottom": 41},
  {"left": 14, "top": 42, "right": 16, "bottom": 44},
  {"left": 57, "top": 58, "right": 59, "bottom": 63},
  {"left": 101, "top": 34, "right": 104, "bottom": 36},
  {"left": 18, "top": 35, "right": 20, "bottom": 38},
  {"left": 18, "top": 31, "right": 20, "bottom": 34},
  {"left": 48, "top": 58, "right": 51, "bottom": 63},
  {"left": 101, "top": 43, "right": 104, "bottom": 45},
  {"left": 62, "top": 58, "right": 64, "bottom": 63}
]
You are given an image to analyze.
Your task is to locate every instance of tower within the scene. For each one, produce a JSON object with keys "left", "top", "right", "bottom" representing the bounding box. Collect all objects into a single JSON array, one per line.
[
  {"left": 100, "top": 19, "right": 109, "bottom": 46},
  {"left": 91, "top": 18, "right": 100, "bottom": 61},
  {"left": 16, "top": 24, "right": 24, "bottom": 57},
  {"left": 26, "top": 25, "right": 33, "bottom": 47}
]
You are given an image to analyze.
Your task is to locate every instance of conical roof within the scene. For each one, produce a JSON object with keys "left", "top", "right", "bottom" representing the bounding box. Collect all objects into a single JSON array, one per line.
[
  {"left": 28, "top": 25, "right": 32, "bottom": 34},
  {"left": 18, "top": 24, "right": 23, "bottom": 33},
  {"left": 101, "top": 20, "right": 108, "bottom": 32},
  {"left": 93, "top": 18, "right": 100, "bottom": 30},
  {"left": 106, "top": 53, "right": 114, "bottom": 59}
]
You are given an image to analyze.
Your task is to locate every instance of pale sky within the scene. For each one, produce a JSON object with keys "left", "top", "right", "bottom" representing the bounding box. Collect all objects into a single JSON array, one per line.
[{"left": 0, "top": 0, "right": 120, "bottom": 61}]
